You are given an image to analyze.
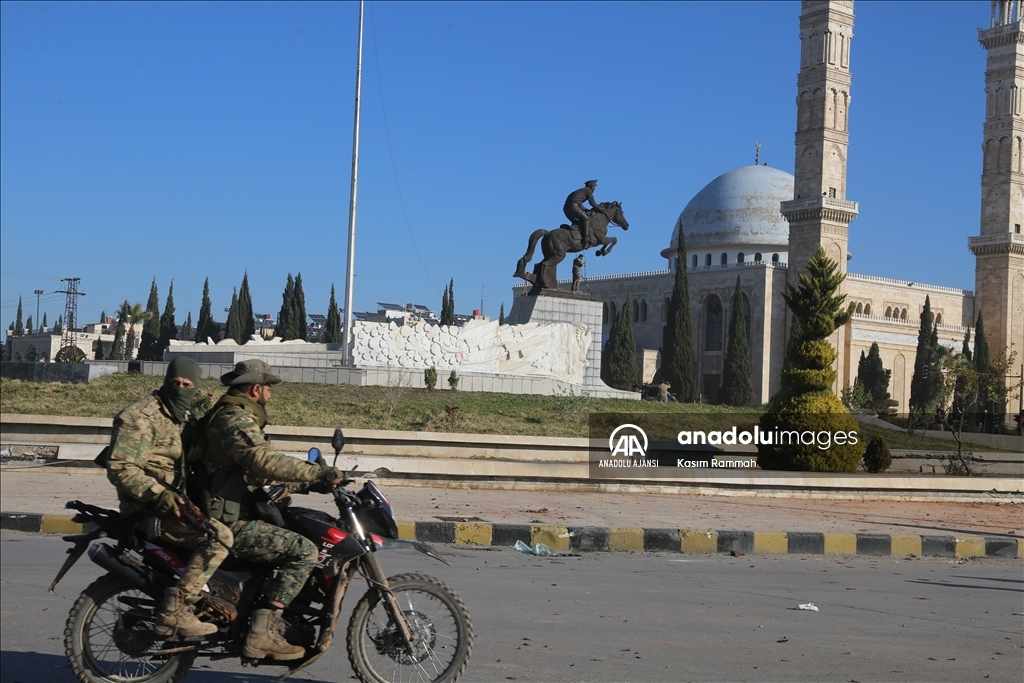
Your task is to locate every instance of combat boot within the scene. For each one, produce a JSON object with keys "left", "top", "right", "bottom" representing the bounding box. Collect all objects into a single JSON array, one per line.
[
  {"left": 243, "top": 608, "right": 305, "bottom": 661},
  {"left": 153, "top": 586, "right": 218, "bottom": 637}
]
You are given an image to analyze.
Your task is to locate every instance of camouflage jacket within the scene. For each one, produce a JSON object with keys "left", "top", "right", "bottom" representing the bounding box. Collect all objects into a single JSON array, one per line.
[
  {"left": 201, "top": 397, "right": 322, "bottom": 523},
  {"left": 107, "top": 392, "right": 191, "bottom": 515}
]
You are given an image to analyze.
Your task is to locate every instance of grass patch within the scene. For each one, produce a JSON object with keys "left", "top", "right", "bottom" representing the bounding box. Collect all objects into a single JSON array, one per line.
[{"left": 2, "top": 375, "right": 1009, "bottom": 451}]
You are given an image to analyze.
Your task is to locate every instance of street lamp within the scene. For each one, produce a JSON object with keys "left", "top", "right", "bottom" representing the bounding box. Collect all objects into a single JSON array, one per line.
[{"left": 34, "top": 290, "right": 43, "bottom": 332}]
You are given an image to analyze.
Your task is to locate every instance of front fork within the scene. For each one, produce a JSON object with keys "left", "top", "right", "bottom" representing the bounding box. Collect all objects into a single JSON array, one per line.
[{"left": 362, "top": 551, "right": 416, "bottom": 650}]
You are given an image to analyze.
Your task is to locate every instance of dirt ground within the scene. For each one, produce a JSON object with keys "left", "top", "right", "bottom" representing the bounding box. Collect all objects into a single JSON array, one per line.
[{"left": 2, "top": 467, "right": 1020, "bottom": 538}]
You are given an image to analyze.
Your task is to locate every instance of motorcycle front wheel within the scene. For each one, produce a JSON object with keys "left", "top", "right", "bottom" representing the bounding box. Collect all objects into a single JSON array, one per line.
[
  {"left": 64, "top": 574, "right": 196, "bottom": 683},
  {"left": 347, "top": 573, "right": 473, "bottom": 683}
]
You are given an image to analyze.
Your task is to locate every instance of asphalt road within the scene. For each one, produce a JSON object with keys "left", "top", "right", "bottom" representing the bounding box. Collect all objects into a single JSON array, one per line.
[{"left": 2, "top": 532, "right": 1021, "bottom": 683}]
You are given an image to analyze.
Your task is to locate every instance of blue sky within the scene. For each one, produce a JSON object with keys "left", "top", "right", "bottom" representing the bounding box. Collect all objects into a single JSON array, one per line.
[{"left": 1, "top": 1, "right": 987, "bottom": 337}]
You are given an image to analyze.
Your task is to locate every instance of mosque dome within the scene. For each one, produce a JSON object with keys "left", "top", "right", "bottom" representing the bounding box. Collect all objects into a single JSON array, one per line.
[{"left": 661, "top": 165, "right": 794, "bottom": 260}]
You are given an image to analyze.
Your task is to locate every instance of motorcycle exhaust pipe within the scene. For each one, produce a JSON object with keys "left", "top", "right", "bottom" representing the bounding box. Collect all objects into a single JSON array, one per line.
[{"left": 87, "top": 544, "right": 166, "bottom": 600}]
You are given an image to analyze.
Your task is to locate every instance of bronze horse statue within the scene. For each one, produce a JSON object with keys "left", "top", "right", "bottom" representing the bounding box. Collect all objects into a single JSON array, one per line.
[{"left": 514, "top": 201, "right": 629, "bottom": 291}]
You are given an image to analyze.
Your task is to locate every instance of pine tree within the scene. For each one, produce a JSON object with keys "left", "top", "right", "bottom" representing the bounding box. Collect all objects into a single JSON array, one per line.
[
  {"left": 601, "top": 294, "right": 638, "bottom": 390},
  {"left": 720, "top": 276, "right": 752, "bottom": 406},
  {"left": 498, "top": 302, "right": 506, "bottom": 325},
  {"left": 196, "top": 278, "right": 215, "bottom": 343},
  {"left": 226, "top": 287, "right": 242, "bottom": 344},
  {"left": 326, "top": 284, "right": 342, "bottom": 344},
  {"left": 15, "top": 297, "right": 23, "bottom": 335},
  {"left": 41, "top": 312, "right": 48, "bottom": 330},
  {"left": 157, "top": 281, "right": 177, "bottom": 352},
  {"left": 294, "top": 272, "right": 308, "bottom": 341},
  {"left": 181, "top": 312, "right": 194, "bottom": 341},
  {"left": 238, "top": 272, "right": 255, "bottom": 342},
  {"left": 758, "top": 247, "right": 861, "bottom": 472},
  {"left": 659, "top": 226, "right": 697, "bottom": 401},
  {"left": 138, "top": 279, "right": 161, "bottom": 360},
  {"left": 277, "top": 274, "right": 296, "bottom": 340},
  {"left": 25, "top": 315, "right": 33, "bottom": 334}
]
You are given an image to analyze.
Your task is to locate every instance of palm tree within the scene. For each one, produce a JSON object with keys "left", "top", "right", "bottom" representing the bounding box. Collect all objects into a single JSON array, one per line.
[{"left": 120, "top": 301, "right": 151, "bottom": 360}]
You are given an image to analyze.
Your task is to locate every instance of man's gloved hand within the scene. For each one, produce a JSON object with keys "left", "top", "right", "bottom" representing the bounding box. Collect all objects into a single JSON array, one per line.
[
  {"left": 321, "top": 467, "right": 344, "bottom": 484},
  {"left": 155, "top": 489, "right": 180, "bottom": 516}
]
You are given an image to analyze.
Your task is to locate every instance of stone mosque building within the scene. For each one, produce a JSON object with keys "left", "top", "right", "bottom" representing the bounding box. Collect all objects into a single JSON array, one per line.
[{"left": 577, "top": 0, "right": 1024, "bottom": 415}]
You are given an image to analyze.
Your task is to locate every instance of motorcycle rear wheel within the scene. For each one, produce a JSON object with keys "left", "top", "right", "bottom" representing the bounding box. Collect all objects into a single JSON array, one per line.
[
  {"left": 64, "top": 574, "right": 196, "bottom": 683},
  {"left": 347, "top": 573, "right": 472, "bottom": 683}
]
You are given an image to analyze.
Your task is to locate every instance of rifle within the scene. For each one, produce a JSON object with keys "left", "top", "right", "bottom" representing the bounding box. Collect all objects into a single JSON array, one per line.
[{"left": 161, "top": 483, "right": 233, "bottom": 553}]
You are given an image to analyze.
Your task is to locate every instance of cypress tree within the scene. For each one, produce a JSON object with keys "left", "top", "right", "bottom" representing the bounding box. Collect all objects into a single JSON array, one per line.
[
  {"left": 26, "top": 315, "right": 33, "bottom": 334},
  {"left": 326, "top": 284, "right": 342, "bottom": 344},
  {"left": 100, "top": 310, "right": 107, "bottom": 324},
  {"left": 54, "top": 315, "right": 63, "bottom": 334},
  {"left": 601, "top": 294, "right": 638, "bottom": 390},
  {"left": 15, "top": 297, "right": 23, "bottom": 335},
  {"left": 42, "top": 312, "right": 48, "bottom": 330},
  {"left": 181, "top": 312, "right": 194, "bottom": 341},
  {"left": 277, "top": 274, "right": 296, "bottom": 340},
  {"left": 226, "top": 288, "right": 242, "bottom": 344},
  {"left": 961, "top": 326, "right": 972, "bottom": 363},
  {"left": 138, "top": 279, "right": 161, "bottom": 360},
  {"left": 238, "top": 272, "right": 255, "bottom": 342},
  {"left": 196, "top": 278, "right": 215, "bottom": 343},
  {"left": 448, "top": 279, "right": 455, "bottom": 325},
  {"left": 973, "top": 313, "right": 991, "bottom": 374},
  {"left": 858, "top": 342, "right": 891, "bottom": 412},
  {"left": 157, "top": 281, "right": 177, "bottom": 352},
  {"left": 659, "top": 225, "right": 697, "bottom": 401},
  {"left": 720, "top": 276, "right": 752, "bottom": 406},
  {"left": 94, "top": 337, "right": 104, "bottom": 360},
  {"left": 908, "top": 295, "right": 938, "bottom": 424},
  {"left": 294, "top": 272, "right": 308, "bottom": 341},
  {"left": 498, "top": 303, "right": 506, "bottom": 325},
  {"left": 758, "top": 247, "right": 860, "bottom": 471}
]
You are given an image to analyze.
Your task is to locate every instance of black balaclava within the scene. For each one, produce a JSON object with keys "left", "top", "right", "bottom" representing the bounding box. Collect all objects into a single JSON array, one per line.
[{"left": 160, "top": 357, "right": 202, "bottom": 423}]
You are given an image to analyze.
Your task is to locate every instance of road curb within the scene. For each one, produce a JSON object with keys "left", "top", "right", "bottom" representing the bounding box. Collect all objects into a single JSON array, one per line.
[{"left": 5, "top": 512, "right": 1021, "bottom": 558}]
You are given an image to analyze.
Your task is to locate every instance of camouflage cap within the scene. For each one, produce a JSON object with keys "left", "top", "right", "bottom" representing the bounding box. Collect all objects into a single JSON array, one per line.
[{"left": 220, "top": 359, "right": 282, "bottom": 386}]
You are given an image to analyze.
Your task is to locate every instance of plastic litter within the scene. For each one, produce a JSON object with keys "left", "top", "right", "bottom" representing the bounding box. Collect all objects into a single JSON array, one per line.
[
  {"left": 514, "top": 540, "right": 558, "bottom": 556},
  {"left": 796, "top": 603, "right": 819, "bottom": 611}
]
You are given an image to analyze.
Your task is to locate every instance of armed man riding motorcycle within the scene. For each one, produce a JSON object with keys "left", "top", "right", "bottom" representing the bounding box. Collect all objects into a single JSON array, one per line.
[
  {"left": 105, "top": 357, "right": 231, "bottom": 639},
  {"left": 198, "top": 359, "right": 343, "bottom": 661}
]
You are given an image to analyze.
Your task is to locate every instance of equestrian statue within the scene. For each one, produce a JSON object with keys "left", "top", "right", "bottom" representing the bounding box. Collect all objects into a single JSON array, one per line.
[{"left": 514, "top": 180, "right": 629, "bottom": 292}]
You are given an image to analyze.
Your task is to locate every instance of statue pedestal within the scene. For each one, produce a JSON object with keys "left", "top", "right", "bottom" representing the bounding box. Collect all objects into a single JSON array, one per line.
[{"left": 508, "top": 291, "right": 638, "bottom": 399}]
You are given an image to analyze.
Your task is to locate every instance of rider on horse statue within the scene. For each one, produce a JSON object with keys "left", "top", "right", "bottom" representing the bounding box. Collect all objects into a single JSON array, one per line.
[{"left": 563, "top": 180, "right": 609, "bottom": 250}]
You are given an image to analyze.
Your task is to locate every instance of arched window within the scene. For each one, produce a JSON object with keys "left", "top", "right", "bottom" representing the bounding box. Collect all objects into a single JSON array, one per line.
[
  {"left": 664, "top": 298, "right": 671, "bottom": 321},
  {"left": 935, "top": 313, "right": 943, "bottom": 324},
  {"left": 603, "top": 302, "right": 610, "bottom": 325},
  {"left": 720, "top": 253, "right": 728, "bottom": 266},
  {"left": 737, "top": 252, "right": 745, "bottom": 264},
  {"left": 632, "top": 299, "right": 640, "bottom": 323},
  {"left": 692, "top": 254, "right": 698, "bottom": 268},
  {"left": 705, "top": 296, "right": 723, "bottom": 351},
  {"left": 864, "top": 303, "right": 871, "bottom": 315},
  {"left": 640, "top": 299, "right": 648, "bottom": 323},
  {"left": 855, "top": 302, "right": 863, "bottom": 314},
  {"left": 900, "top": 308, "right": 907, "bottom": 320},
  {"left": 609, "top": 301, "right": 617, "bottom": 323},
  {"left": 885, "top": 306, "right": 892, "bottom": 318},
  {"left": 705, "top": 254, "right": 712, "bottom": 267},
  {"left": 772, "top": 253, "right": 779, "bottom": 263},
  {"left": 24, "top": 345, "right": 37, "bottom": 363},
  {"left": 754, "top": 252, "right": 762, "bottom": 262}
]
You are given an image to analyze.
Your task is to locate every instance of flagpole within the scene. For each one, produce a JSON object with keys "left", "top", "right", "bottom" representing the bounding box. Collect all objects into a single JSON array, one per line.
[{"left": 342, "top": 0, "right": 364, "bottom": 365}]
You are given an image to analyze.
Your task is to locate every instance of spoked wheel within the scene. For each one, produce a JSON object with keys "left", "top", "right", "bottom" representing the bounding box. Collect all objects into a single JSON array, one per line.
[
  {"left": 347, "top": 573, "right": 472, "bottom": 683},
  {"left": 64, "top": 574, "right": 196, "bottom": 683}
]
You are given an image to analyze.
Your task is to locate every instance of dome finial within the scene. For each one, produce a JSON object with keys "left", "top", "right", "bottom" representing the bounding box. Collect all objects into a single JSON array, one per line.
[{"left": 754, "top": 140, "right": 761, "bottom": 166}]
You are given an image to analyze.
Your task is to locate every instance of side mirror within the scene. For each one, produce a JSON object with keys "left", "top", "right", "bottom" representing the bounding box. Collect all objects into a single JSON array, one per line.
[
  {"left": 307, "top": 447, "right": 321, "bottom": 463},
  {"left": 332, "top": 427, "right": 345, "bottom": 454}
]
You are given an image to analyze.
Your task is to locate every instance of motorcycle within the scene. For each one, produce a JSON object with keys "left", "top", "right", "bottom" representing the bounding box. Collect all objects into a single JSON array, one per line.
[{"left": 51, "top": 427, "right": 473, "bottom": 683}]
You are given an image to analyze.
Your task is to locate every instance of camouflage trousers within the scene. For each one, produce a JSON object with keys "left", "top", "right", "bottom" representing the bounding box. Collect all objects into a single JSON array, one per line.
[
  {"left": 228, "top": 519, "right": 318, "bottom": 606},
  {"left": 159, "top": 516, "right": 234, "bottom": 598}
]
